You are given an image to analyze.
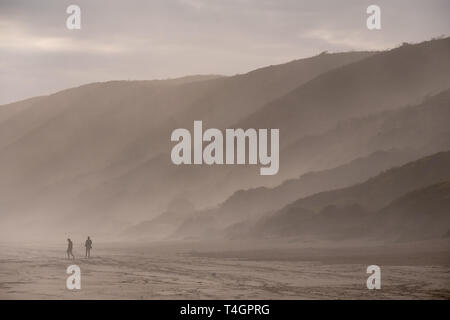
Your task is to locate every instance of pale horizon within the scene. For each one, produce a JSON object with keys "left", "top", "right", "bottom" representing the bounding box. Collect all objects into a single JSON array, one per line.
[{"left": 1, "top": 0, "right": 449, "bottom": 104}]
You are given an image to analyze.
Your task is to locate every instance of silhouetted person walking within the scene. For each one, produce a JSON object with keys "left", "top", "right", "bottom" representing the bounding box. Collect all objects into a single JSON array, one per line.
[
  {"left": 85, "top": 236, "right": 92, "bottom": 258},
  {"left": 67, "top": 238, "right": 75, "bottom": 260}
]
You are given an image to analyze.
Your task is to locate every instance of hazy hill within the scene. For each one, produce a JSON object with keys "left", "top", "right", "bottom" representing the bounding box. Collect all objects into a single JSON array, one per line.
[
  {"left": 2, "top": 38, "right": 450, "bottom": 240},
  {"left": 216, "top": 149, "right": 423, "bottom": 223},
  {"left": 239, "top": 38, "right": 450, "bottom": 147},
  {"left": 240, "top": 181, "right": 450, "bottom": 242},
  {"left": 245, "top": 151, "right": 450, "bottom": 239},
  {"left": 172, "top": 88, "right": 450, "bottom": 239},
  {"left": 176, "top": 38, "right": 450, "bottom": 200},
  {"left": 373, "top": 181, "right": 450, "bottom": 241},
  {"left": 0, "top": 51, "right": 372, "bottom": 237},
  {"left": 122, "top": 198, "right": 196, "bottom": 240},
  {"left": 275, "top": 87, "right": 450, "bottom": 181},
  {"left": 85, "top": 38, "right": 450, "bottom": 238},
  {"left": 283, "top": 151, "right": 450, "bottom": 212},
  {"left": 105, "top": 38, "right": 450, "bottom": 220},
  {"left": 172, "top": 148, "right": 420, "bottom": 236}
]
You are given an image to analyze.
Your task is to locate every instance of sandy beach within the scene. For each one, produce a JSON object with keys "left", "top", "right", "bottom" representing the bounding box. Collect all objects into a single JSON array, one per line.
[{"left": 1, "top": 240, "right": 449, "bottom": 299}]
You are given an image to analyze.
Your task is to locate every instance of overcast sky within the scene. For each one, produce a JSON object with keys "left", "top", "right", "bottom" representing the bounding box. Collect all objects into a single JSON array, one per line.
[{"left": 0, "top": 0, "right": 449, "bottom": 104}]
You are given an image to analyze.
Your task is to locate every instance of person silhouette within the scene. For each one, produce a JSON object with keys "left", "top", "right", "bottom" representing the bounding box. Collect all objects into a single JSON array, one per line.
[
  {"left": 85, "top": 236, "right": 92, "bottom": 258},
  {"left": 67, "top": 238, "right": 75, "bottom": 260}
]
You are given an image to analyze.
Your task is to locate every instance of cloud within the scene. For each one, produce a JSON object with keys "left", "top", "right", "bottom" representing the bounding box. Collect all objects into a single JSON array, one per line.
[
  {"left": 0, "top": 21, "right": 128, "bottom": 53},
  {"left": 0, "top": 0, "right": 449, "bottom": 104}
]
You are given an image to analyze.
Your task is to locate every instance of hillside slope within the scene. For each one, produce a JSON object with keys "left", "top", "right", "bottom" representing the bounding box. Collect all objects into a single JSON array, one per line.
[
  {"left": 245, "top": 151, "right": 450, "bottom": 239},
  {"left": 239, "top": 38, "right": 450, "bottom": 146},
  {"left": 0, "top": 51, "right": 372, "bottom": 237}
]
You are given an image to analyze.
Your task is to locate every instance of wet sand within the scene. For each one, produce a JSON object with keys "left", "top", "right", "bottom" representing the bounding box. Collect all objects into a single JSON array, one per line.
[{"left": 0, "top": 240, "right": 449, "bottom": 299}]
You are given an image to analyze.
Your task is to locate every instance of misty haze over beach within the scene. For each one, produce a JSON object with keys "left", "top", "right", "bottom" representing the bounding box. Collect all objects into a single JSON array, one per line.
[{"left": 0, "top": 0, "right": 450, "bottom": 300}]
